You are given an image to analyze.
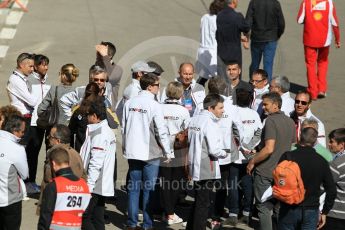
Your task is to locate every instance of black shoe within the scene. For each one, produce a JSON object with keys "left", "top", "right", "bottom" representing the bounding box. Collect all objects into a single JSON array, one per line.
[{"left": 317, "top": 92, "right": 327, "bottom": 99}]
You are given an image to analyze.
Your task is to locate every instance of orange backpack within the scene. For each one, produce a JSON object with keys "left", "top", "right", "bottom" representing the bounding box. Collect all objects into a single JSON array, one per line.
[{"left": 272, "top": 160, "right": 306, "bottom": 205}]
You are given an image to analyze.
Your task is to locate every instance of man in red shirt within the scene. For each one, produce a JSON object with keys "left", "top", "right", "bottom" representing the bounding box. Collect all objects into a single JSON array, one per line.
[{"left": 297, "top": 0, "right": 341, "bottom": 100}]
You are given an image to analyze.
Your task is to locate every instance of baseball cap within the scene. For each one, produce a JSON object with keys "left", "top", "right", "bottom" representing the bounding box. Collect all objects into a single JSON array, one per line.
[{"left": 131, "top": 61, "right": 156, "bottom": 73}]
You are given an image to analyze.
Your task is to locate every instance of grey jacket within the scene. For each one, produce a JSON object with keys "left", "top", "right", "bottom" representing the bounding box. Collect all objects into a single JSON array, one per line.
[{"left": 37, "top": 84, "right": 75, "bottom": 125}]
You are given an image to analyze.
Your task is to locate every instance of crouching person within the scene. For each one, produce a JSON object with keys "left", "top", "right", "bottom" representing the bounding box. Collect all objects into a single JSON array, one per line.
[
  {"left": 186, "top": 94, "right": 229, "bottom": 230},
  {"left": 38, "top": 147, "right": 91, "bottom": 230}
]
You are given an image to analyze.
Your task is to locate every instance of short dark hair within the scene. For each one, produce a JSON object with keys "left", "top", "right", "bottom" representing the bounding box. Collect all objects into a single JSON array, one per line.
[
  {"left": 236, "top": 88, "right": 253, "bottom": 107},
  {"left": 203, "top": 93, "right": 224, "bottom": 110},
  {"left": 87, "top": 98, "right": 107, "bottom": 120},
  {"left": 262, "top": 92, "right": 282, "bottom": 109},
  {"left": 49, "top": 146, "right": 70, "bottom": 165},
  {"left": 253, "top": 69, "right": 268, "bottom": 80},
  {"left": 225, "top": 60, "right": 241, "bottom": 69},
  {"left": 140, "top": 74, "right": 159, "bottom": 90},
  {"left": 52, "top": 124, "right": 71, "bottom": 144},
  {"left": 329, "top": 128, "right": 345, "bottom": 144},
  {"left": 296, "top": 90, "right": 312, "bottom": 103},
  {"left": 17, "top": 53, "right": 35, "bottom": 67},
  {"left": 147, "top": 61, "right": 164, "bottom": 76},
  {"left": 299, "top": 127, "right": 318, "bottom": 146},
  {"left": 2, "top": 115, "right": 25, "bottom": 134},
  {"left": 210, "top": 0, "right": 225, "bottom": 15},
  {"left": 34, "top": 54, "right": 49, "bottom": 66},
  {"left": 208, "top": 77, "right": 227, "bottom": 95},
  {"left": 100, "top": 41, "right": 116, "bottom": 58}
]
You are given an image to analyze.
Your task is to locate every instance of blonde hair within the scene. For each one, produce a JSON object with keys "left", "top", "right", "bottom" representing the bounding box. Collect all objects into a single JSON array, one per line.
[
  {"left": 60, "top": 63, "right": 79, "bottom": 85},
  {"left": 166, "top": 82, "right": 184, "bottom": 100}
]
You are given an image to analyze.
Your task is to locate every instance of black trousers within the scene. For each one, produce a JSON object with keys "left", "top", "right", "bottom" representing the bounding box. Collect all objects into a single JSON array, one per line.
[
  {"left": 160, "top": 166, "right": 185, "bottom": 215},
  {"left": 213, "top": 164, "right": 230, "bottom": 221},
  {"left": 25, "top": 126, "right": 45, "bottom": 183},
  {"left": 0, "top": 201, "right": 22, "bottom": 230},
  {"left": 186, "top": 180, "right": 214, "bottom": 230},
  {"left": 322, "top": 216, "right": 345, "bottom": 230},
  {"left": 82, "top": 193, "right": 105, "bottom": 230}
]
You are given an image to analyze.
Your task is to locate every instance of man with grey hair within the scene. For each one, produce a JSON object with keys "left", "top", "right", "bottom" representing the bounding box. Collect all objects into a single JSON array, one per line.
[
  {"left": 269, "top": 75, "right": 294, "bottom": 116},
  {"left": 247, "top": 92, "right": 296, "bottom": 230},
  {"left": 60, "top": 65, "right": 114, "bottom": 120}
]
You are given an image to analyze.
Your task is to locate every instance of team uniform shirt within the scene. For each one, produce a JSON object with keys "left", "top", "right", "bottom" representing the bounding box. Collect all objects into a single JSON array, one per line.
[
  {"left": 162, "top": 99, "right": 191, "bottom": 150},
  {"left": 280, "top": 92, "right": 295, "bottom": 117},
  {"left": 7, "top": 70, "right": 38, "bottom": 115},
  {"left": 0, "top": 130, "right": 29, "bottom": 207},
  {"left": 292, "top": 109, "right": 326, "bottom": 147},
  {"left": 50, "top": 176, "right": 91, "bottom": 229},
  {"left": 122, "top": 90, "right": 173, "bottom": 161},
  {"left": 80, "top": 119, "right": 116, "bottom": 196},
  {"left": 188, "top": 110, "right": 227, "bottom": 181},
  {"left": 218, "top": 96, "right": 244, "bottom": 165},
  {"left": 60, "top": 83, "right": 113, "bottom": 120},
  {"left": 233, "top": 106, "right": 263, "bottom": 164},
  {"left": 27, "top": 72, "right": 51, "bottom": 126},
  {"left": 297, "top": 0, "right": 340, "bottom": 47},
  {"left": 252, "top": 84, "right": 269, "bottom": 115}
]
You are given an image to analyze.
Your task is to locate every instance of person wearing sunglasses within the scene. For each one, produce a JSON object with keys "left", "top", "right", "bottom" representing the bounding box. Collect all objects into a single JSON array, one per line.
[
  {"left": 290, "top": 90, "right": 326, "bottom": 147},
  {"left": 60, "top": 65, "right": 114, "bottom": 121}
]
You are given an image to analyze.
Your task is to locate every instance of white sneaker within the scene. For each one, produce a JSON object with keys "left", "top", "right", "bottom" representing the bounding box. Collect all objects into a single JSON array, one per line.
[
  {"left": 166, "top": 214, "right": 183, "bottom": 225},
  {"left": 182, "top": 221, "right": 187, "bottom": 227},
  {"left": 22, "top": 195, "right": 30, "bottom": 201}
]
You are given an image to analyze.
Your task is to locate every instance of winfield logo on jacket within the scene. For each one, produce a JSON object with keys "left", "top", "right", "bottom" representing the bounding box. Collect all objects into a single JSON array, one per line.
[
  {"left": 189, "top": 126, "right": 201, "bottom": 131},
  {"left": 129, "top": 108, "right": 147, "bottom": 113}
]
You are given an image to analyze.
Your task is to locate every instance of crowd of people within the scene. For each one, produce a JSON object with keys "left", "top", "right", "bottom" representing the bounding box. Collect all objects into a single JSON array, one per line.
[{"left": 0, "top": 0, "right": 343, "bottom": 230}]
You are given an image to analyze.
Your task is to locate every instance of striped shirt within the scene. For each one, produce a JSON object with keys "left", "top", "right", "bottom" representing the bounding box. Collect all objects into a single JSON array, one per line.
[{"left": 329, "top": 151, "right": 345, "bottom": 219}]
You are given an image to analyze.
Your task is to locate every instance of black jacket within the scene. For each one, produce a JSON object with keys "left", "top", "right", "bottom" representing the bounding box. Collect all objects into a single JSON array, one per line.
[
  {"left": 279, "top": 145, "right": 336, "bottom": 214},
  {"left": 245, "top": 0, "right": 285, "bottom": 42},
  {"left": 216, "top": 7, "right": 250, "bottom": 64},
  {"left": 38, "top": 168, "right": 79, "bottom": 230}
]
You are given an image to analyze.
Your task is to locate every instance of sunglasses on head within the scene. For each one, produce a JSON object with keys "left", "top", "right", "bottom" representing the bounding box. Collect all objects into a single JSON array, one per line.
[{"left": 295, "top": 100, "right": 309, "bottom": 105}]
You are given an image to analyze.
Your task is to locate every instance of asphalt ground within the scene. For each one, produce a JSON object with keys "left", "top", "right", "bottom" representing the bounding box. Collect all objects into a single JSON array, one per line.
[{"left": 0, "top": 0, "right": 344, "bottom": 229}]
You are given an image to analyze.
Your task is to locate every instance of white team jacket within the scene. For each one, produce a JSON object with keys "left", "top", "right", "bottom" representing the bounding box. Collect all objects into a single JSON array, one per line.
[
  {"left": 79, "top": 119, "right": 116, "bottom": 197},
  {"left": 60, "top": 83, "right": 113, "bottom": 120},
  {"left": 297, "top": 109, "right": 326, "bottom": 147},
  {"left": 0, "top": 130, "right": 28, "bottom": 207},
  {"left": 122, "top": 90, "right": 173, "bottom": 161},
  {"left": 218, "top": 96, "right": 244, "bottom": 165},
  {"left": 188, "top": 110, "right": 228, "bottom": 181},
  {"left": 160, "top": 78, "right": 205, "bottom": 116},
  {"left": 233, "top": 106, "right": 263, "bottom": 164},
  {"left": 162, "top": 100, "right": 191, "bottom": 152}
]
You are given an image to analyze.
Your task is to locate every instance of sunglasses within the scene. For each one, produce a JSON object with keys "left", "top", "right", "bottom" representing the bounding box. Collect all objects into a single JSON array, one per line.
[
  {"left": 250, "top": 79, "right": 264, "bottom": 84},
  {"left": 93, "top": 78, "right": 106, "bottom": 82},
  {"left": 151, "top": 83, "right": 160, "bottom": 87},
  {"left": 295, "top": 100, "right": 309, "bottom": 105}
]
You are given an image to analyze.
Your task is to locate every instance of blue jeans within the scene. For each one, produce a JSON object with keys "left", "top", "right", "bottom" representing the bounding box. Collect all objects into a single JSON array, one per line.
[
  {"left": 228, "top": 163, "right": 253, "bottom": 215},
  {"left": 278, "top": 205, "right": 319, "bottom": 230},
  {"left": 127, "top": 159, "right": 160, "bottom": 228},
  {"left": 249, "top": 41, "right": 278, "bottom": 82}
]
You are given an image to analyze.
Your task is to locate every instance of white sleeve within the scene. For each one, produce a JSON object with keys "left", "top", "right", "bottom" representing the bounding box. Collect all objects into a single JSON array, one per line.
[
  {"left": 7, "top": 78, "right": 37, "bottom": 107},
  {"left": 13, "top": 147, "right": 29, "bottom": 179},
  {"left": 86, "top": 137, "right": 107, "bottom": 192},
  {"left": 59, "top": 90, "right": 79, "bottom": 119},
  {"left": 317, "top": 122, "right": 327, "bottom": 147},
  {"left": 153, "top": 104, "right": 174, "bottom": 158},
  {"left": 205, "top": 124, "right": 227, "bottom": 158}
]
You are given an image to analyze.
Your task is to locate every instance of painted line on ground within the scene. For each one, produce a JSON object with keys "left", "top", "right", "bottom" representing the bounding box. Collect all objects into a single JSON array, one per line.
[
  {"left": 6, "top": 11, "right": 24, "bottom": 25},
  {"left": 0, "top": 45, "right": 9, "bottom": 58},
  {"left": 0, "top": 27, "right": 16, "bottom": 39}
]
